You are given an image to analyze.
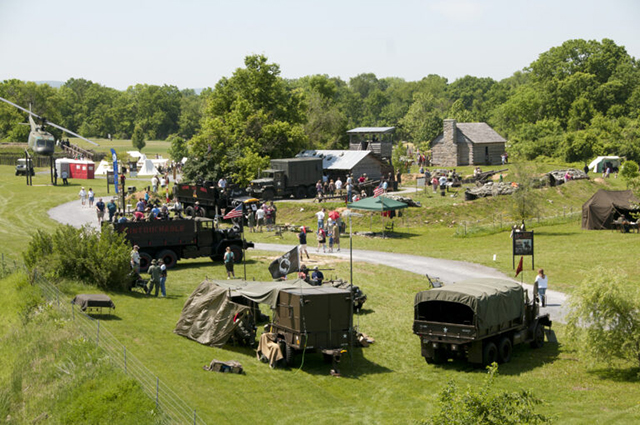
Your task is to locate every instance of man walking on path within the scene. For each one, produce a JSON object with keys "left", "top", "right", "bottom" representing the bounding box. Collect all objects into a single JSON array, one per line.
[
  {"left": 79, "top": 187, "right": 87, "bottom": 207},
  {"left": 298, "top": 226, "right": 310, "bottom": 259},
  {"left": 147, "top": 259, "right": 161, "bottom": 296},
  {"left": 95, "top": 198, "right": 105, "bottom": 225},
  {"left": 107, "top": 199, "right": 117, "bottom": 222}
]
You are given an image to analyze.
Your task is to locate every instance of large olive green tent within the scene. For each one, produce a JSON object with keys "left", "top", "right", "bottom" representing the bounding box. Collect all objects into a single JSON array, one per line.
[{"left": 581, "top": 189, "right": 640, "bottom": 230}]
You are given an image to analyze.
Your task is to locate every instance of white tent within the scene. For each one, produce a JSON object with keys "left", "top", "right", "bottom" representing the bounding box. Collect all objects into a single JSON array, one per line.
[
  {"left": 588, "top": 156, "right": 621, "bottom": 173},
  {"left": 95, "top": 160, "right": 112, "bottom": 175},
  {"left": 127, "top": 151, "right": 144, "bottom": 159},
  {"left": 137, "top": 159, "right": 159, "bottom": 176}
]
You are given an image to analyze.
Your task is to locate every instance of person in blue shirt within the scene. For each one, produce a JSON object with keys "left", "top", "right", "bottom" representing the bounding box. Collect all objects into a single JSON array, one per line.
[
  {"left": 311, "top": 267, "right": 324, "bottom": 286},
  {"left": 298, "top": 227, "right": 310, "bottom": 259}
]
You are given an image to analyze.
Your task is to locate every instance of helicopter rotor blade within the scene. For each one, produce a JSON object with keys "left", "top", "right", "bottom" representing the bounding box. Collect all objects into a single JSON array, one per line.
[
  {"left": 0, "top": 95, "right": 99, "bottom": 147},
  {"left": 44, "top": 121, "right": 100, "bottom": 146},
  {"left": 0, "top": 96, "right": 44, "bottom": 120}
]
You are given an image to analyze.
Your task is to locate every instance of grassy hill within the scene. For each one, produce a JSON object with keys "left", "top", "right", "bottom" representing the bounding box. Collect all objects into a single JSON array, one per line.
[{"left": 1, "top": 162, "right": 640, "bottom": 423}]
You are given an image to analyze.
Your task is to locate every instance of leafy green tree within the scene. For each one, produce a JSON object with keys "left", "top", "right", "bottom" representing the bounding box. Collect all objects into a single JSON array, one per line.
[
  {"left": 425, "top": 364, "right": 550, "bottom": 425},
  {"left": 620, "top": 160, "right": 639, "bottom": 187},
  {"left": 567, "top": 269, "right": 640, "bottom": 367},
  {"left": 186, "top": 55, "right": 308, "bottom": 184},
  {"left": 131, "top": 124, "right": 145, "bottom": 151},
  {"left": 509, "top": 162, "right": 542, "bottom": 224},
  {"left": 167, "top": 135, "right": 189, "bottom": 162}
]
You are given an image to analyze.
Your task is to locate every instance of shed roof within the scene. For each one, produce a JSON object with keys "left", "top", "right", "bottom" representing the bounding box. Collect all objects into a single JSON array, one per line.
[
  {"left": 347, "top": 127, "right": 395, "bottom": 134},
  {"left": 456, "top": 123, "right": 506, "bottom": 144},
  {"left": 297, "top": 149, "right": 372, "bottom": 170}
]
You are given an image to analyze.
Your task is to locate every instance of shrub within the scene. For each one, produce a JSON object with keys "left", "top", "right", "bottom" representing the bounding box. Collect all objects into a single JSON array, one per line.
[
  {"left": 23, "top": 224, "right": 132, "bottom": 291},
  {"left": 425, "top": 364, "right": 550, "bottom": 424}
]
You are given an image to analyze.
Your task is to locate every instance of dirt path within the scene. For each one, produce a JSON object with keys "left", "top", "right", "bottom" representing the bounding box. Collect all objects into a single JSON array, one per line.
[{"left": 48, "top": 199, "right": 568, "bottom": 323}]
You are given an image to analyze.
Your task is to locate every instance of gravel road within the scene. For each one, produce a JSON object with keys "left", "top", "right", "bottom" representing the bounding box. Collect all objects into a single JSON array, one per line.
[{"left": 48, "top": 199, "right": 567, "bottom": 323}]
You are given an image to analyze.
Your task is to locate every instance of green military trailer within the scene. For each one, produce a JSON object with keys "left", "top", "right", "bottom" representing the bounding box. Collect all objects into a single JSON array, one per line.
[
  {"left": 413, "top": 278, "right": 551, "bottom": 366},
  {"left": 270, "top": 286, "right": 352, "bottom": 366}
]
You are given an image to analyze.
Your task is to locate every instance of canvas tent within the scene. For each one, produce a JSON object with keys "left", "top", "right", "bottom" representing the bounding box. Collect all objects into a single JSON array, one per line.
[
  {"left": 347, "top": 196, "right": 408, "bottom": 236},
  {"left": 582, "top": 189, "right": 640, "bottom": 230},
  {"left": 588, "top": 156, "right": 621, "bottom": 173},
  {"left": 174, "top": 279, "right": 313, "bottom": 347}
]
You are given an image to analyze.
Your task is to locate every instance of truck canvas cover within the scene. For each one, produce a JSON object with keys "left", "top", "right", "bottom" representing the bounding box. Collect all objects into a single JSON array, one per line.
[{"left": 414, "top": 278, "right": 524, "bottom": 332}]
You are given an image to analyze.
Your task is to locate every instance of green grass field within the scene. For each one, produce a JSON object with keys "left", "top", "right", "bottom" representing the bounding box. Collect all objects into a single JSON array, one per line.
[{"left": 1, "top": 159, "right": 640, "bottom": 423}]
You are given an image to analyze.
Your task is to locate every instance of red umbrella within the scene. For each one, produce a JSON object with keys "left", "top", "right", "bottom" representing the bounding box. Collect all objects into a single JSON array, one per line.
[{"left": 328, "top": 210, "right": 340, "bottom": 220}]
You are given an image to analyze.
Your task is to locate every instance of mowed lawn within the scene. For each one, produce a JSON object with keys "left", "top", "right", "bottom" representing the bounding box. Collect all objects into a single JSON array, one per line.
[{"left": 2, "top": 163, "right": 640, "bottom": 423}]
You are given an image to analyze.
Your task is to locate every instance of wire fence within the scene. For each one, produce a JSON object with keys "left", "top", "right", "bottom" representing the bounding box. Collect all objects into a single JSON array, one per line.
[
  {"left": 1, "top": 259, "right": 207, "bottom": 425},
  {"left": 455, "top": 205, "right": 581, "bottom": 237}
]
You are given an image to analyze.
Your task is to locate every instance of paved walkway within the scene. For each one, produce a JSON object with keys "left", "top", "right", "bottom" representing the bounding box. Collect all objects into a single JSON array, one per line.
[{"left": 48, "top": 199, "right": 568, "bottom": 323}]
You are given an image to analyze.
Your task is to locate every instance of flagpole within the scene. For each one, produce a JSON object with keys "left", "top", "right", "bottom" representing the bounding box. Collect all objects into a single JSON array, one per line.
[{"left": 241, "top": 203, "right": 246, "bottom": 280}]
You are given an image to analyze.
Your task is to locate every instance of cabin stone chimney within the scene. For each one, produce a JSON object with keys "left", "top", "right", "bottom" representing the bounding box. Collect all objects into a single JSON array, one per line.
[{"left": 440, "top": 119, "right": 458, "bottom": 167}]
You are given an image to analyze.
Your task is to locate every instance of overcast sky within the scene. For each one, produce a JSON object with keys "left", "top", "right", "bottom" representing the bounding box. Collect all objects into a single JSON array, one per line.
[{"left": 1, "top": 0, "right": 639, "bottom": 91}]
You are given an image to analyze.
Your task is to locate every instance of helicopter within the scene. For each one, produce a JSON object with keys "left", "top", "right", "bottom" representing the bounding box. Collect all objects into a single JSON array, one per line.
[{"left": 0, "top": 96, "right": 100, "bottom": 184}]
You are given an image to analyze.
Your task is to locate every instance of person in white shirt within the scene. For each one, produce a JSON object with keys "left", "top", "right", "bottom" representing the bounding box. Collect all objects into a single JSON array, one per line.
[
  {"left": 335, "top": 177, "right": 343, "bottom": 195},
  {"left": 79, "top": 187, "right": 87, "bottom": 207},
  {"left": 315, "top": 208, "right": 325, "bottom": 230},
  {"left": 151, "top": 175, "right": 159, "bottom": 193},
  {"left": 218, "top": 177, "right": 227, "bottom": 189},
  {"left": 255, "top": 207, "right": 265, "bottom": 232},
  {"left": 534, "top": 269, "right": 548, "bottom": 307}
]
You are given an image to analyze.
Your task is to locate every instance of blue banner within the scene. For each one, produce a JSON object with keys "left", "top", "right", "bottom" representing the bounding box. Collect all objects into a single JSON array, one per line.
[{"left": 111, "top": 148, "right": 119, "bottom": 194}]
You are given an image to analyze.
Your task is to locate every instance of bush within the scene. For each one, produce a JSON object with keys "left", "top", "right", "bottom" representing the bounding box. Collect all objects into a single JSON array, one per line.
[
  {"left": 425, "top": 364, "right": 550, "bottom": 425},
  {"left": 23, "top": 225, "right": 132, "bottom": 291}
]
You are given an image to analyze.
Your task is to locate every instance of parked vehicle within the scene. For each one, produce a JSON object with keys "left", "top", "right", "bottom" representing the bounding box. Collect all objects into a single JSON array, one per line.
[
  {"left": 269, "top": 286, "right": 352, "bottom": 366},
  {"left": 413, "top": 278, "right": 551, "bottom": 366},
  {"left": 173, "top": 183, "right": 259, "bottom": 220},
  {"left": 113, "top": 217, "right": 253, "bottom": 272},
  {"left": 247, "top": 157, "right": 323, "bottom": 200},
  {"left": 15, "top": 158, "right": 34, "bottom": 176}
]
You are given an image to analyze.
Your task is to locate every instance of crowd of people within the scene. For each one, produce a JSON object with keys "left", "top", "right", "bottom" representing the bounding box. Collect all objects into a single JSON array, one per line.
[{"left": 246, "top": 201, "right": 277, "bottom": 233}]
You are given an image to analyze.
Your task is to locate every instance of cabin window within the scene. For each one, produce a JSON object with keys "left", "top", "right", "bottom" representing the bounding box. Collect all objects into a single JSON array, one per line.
[{"left": 417, "top": 301, "right": 474, "bottom": 325}]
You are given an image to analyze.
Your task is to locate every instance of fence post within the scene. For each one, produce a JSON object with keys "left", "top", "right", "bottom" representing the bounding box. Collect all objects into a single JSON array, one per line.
[
  {"left": 193, "top": 409, "right": 197, "bottom": 425},
  {"left": 124, "top": 347, "right": 127, "bottom": 374},
  {"left": 97, "top": 319, "right": 100, "bottom": 346},
  {"left": 156, "top": 377, "right": 159, "bottom": 409}
]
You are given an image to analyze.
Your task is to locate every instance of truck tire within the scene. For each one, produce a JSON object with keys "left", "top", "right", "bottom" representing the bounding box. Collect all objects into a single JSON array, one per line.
[
  {"left": 530, "top": 323, "right": 545, "bottom": 349},
  {"left": 185, "top": 206, "right": 195, "bottom": 217},
  {"left": 157, "top": 250, "right": 178, "bottom": 269},
  {"left": 263, "top": 189, "right": 275, "bottom": 201},
  {"left": 425, "top": 348, "right": 447, "bottom": 365},
  {"left": 306, "top": 186, "right": 317, "bottom": 198},
  {"left": 139, "top": 252, "right": 153, "bottom": 273},
  {"left": 482, "top": 341, "right": 498, "bottom": 366},
  {"left": 284, "top": 343, "right": 295, "bottom": 366},
  {"left": 295, "top": 186, "right": 306, "bottom": 199},
  {"left": 230, "top": 246, "right": 243, "bottom": 263},
  {"left": 498, "top": 337, "right": 513, "bottom": 364},
  {"left": 196, "top": 207, "right": 206, "bottom": 217}
]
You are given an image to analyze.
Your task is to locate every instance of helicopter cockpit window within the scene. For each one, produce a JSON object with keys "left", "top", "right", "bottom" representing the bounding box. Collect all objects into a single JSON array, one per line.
[{"left": 36, "top": 139, "right": 45, "bottom": 147}]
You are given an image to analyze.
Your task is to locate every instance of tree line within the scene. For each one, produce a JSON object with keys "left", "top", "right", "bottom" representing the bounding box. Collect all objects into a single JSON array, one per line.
[{"left": 1, "top": 38, "right": 639, "bottom": 183}]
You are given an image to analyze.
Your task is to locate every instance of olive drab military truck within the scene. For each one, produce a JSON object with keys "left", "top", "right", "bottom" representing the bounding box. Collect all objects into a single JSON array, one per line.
[
  {"left": 413, "top": 278, "right": 551, "bottom": 366},
  {"left": 247, "top": 157, "right": 323, "bottom": 200},
  {"left": 113, "top": 217, "right": 253, "bottom": 272},
  {"left": 173, "top": 183, "right": 260, "bottom": 220},
  {"left": 269, "top": 286, "right": 353, "bottom": 367}
]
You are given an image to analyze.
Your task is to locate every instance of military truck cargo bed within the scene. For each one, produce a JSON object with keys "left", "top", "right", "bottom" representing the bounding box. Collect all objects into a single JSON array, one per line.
[
  {"left": 413, "top": 278, "right": 551, "bottom": 366},
  {"left": 113, "top": 218, "right": 253, "bottom": 271}
]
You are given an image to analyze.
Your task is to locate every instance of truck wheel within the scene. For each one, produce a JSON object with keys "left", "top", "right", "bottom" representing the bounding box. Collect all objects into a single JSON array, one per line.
[
  {"left": 295, "top": 186, "right": 306, "bottom": 199},
  {"left": 482, "top": 341, "right": 498, "bottom": 366},
  {"left": 425, "top": 349, "right": 447, "bottom": 365},
  {"left": 306, "top": 186, "right": 317, "bottom": 198},
  {"left": 230, "top": 246, "right": 243, "bottom": 263},
  {"left": 263, "top": 189, "right": 275, "bottom": 201},
  {"left": 185, "top": 206, "right": 195, "bottom": 217},
  {"left": 284, "top": 343, "right": 295, "bottom": 366},
  {"left": 498, "top": 337, "right": 513, "bottom": 363},
  {"left": 139, "top": 252, "right": 153, "bottom": 273},
  {"left": 157, "top": 250, "right": 178, "bottom": 269},
  {"left": 196, "top": 207, "right": 206, "bottom": 217},
  {"left": 530, "top": 323, "right": 545, "bottom": 349}
]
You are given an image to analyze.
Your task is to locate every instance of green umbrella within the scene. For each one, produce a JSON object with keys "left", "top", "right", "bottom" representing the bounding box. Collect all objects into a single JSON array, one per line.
[{"left": 347, "top": 196, "right": 408, "bottom": 236}]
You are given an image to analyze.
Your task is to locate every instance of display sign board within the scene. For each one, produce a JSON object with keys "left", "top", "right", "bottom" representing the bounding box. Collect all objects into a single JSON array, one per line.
[{"left": 513, "top": 231, "right": 534, "bottom": 256}]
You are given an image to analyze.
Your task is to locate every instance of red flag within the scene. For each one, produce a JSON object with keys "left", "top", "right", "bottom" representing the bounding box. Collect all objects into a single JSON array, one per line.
[{"left": 515, "top": 256, "right": 523, "bottom": 277}]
